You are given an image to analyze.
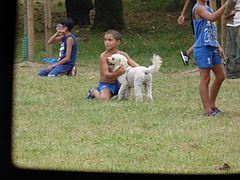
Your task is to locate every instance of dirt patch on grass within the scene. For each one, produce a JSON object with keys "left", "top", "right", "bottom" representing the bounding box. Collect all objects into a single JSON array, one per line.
[
  {"left": 164, "top": 68, "right": 199, "bottom": 78},
  {"left": 179, "top": 68, "right": 199, "bottom": 77},
  {"left": 13, "top": 61, "right": 45, "bottom": 75},
  {"left": 13, "top": 61, "right": 99, "bottom": 78},
  {"left": 15, "top": 61, "right": 44, "bottom": 68},
  {"left": 14, "top": 61, "right": 199, "bottom": 78}
]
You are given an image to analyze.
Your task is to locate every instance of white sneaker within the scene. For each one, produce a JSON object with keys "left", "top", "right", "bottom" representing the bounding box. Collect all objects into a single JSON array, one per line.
[{"left": 180, "top": 51, "right": 190, "bottom": 65}]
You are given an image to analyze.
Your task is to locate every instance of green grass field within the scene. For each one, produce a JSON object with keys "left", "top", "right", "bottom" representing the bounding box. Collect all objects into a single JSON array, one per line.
[
  {"left": 12, "top": 0, "right": 240, "bottom": 175},
  {"left": 12, "top": 62, "right": 240, "bottom": 174}
]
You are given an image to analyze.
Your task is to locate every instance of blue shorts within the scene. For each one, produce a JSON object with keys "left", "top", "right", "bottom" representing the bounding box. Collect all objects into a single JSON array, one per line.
[
  {"left": 97, "top": 81, "right": 120, "bottom": 97},
  {"left": 194, "top": 46, "right": 222, "bottom": 69},
  {"left": 38, "top": 64, "right": 73, "bottom": 77}
]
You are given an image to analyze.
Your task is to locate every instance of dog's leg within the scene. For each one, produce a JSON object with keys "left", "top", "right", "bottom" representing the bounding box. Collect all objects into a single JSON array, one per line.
[
  {"left": 145, "top": 81, "right": 153, "bottom": 101},
  {"left": 145, "top": 75, "right": 153, "bottom": 101},
  {"left": 124, "top": 86, "right": 131, "bottom": 100},
  {"left": 134, "top": 78, "right": 143, "bottom": 101},
  {"left": 118, "top": 84, "right": 128, "bottom": 100}
]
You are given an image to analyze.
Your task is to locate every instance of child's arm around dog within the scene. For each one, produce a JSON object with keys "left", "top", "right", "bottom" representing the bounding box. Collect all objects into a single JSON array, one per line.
[
  {"left": 85, "top": 29, "right": 139, "bottom": 101},
  {"left": 99, "top": 50, "right": 139, "bottom": 84},
  {"left": 99, "top": 51, "right": 126, "bottom": 83}
]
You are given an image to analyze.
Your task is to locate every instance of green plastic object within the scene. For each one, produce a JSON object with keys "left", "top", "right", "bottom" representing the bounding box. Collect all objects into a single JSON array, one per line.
[{"left": 22, "top": 36, "right": 28, "bottom": 60}]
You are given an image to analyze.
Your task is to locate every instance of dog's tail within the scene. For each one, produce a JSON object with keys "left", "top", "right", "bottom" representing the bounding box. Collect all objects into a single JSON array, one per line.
[{"left": 144, "top": 54, "right": 162, "bottom": 74}]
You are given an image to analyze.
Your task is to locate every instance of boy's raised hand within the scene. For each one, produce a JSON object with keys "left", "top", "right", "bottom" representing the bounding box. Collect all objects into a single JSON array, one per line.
[
  {"left": 177, "top": 14, "right": 185, "bottom": 25},
  {"left": 56, "top": 29, "right": 66, "bottom": 36}
]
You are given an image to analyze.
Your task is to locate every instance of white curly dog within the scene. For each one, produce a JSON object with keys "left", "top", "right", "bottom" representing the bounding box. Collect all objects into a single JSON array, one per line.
[{"left": 107, "top": 54, "right": 162, "bottom": 101}]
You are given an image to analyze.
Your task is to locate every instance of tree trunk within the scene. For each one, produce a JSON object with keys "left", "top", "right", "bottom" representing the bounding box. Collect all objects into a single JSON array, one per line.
[
  {"left": 65, "top": 0, "right": 93, "bottom": 27},
  {"left": 93, "top": 0, "right": 124, "bottom": 31}
]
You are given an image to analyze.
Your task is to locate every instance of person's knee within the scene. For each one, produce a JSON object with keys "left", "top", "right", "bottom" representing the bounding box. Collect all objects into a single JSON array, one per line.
[
  {"left": 99, "top": 96, "right": 111, "bottom": 101},
  {"left": 38, "top": 72, "right": 45, "bottom": 76},
  {"left": 48, "top": 70, "right": 59, "bottom": 77},
  {"left": 96, "top": 89, "right": 112, "bottom": 100},
  {"left": 217, "top": 74, "right": 225, "bottom": 84},
  {"left": 201, "top": 76, "right": 211, "bottom": 85},
  {"left": 96, "top": 93, "right": 111, "bottom": 100},
  {"left": 214, "top": 72, "right": 225, "bottom": 85},
  {"left": 38, "top": 69, "right": 48, "bottom": 76}
]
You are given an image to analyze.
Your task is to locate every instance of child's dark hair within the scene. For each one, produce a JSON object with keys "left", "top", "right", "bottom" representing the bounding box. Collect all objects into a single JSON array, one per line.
[
  {"left": 59, "top": 18, "right": 74, "bottom": 31},
  {"left": 105, "top": 29, "right": 122, "bottom": 41}
]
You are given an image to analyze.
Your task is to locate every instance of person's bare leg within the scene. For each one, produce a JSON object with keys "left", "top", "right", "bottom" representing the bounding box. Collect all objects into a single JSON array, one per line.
[
  {"left": 209, "top": 64, "right": 225, "bottom": 109},
  {"left": 93, "top": 88, "right": 112, "bottom": 100},
  {"left": 186, "top": 44, "right": 194, "bottom": 57},
  {"left": 199, "top": 68, "right": 212, "bottom": 113}
]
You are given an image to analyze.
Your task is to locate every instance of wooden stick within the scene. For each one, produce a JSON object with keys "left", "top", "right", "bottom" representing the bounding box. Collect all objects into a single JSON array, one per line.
[
  {"left": 27, "top": 0, "right": 34, "bottom": 61},
  {"left": 221, "top": 0, "right": 227, "bottom": 50},
  {"left": 44, "top": 0, "right": 52, "bottom": 58}
]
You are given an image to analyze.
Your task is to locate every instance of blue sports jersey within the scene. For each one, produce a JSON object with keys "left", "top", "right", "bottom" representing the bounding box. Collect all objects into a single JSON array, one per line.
[
  {"left": 192, "top": 3, "right": 219, "bottom": 47},
  {"left": 58, "top": 34, "right": 78, "bottom": 65}
]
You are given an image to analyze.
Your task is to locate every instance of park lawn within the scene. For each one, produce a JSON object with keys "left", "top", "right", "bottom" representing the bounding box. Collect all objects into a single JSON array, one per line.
[
  {"left": 12, "top": 61, "right": 240, "bottom": 174},
  {"left": 12, "top": 0, "right": 240, "bottom": 175}
]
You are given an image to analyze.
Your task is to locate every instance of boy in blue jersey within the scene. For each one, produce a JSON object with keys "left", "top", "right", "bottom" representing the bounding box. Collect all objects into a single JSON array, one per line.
[
  {"left": 38, "top": 18, "right": 78, "bottom": 77},
  {"left": 192, "top": 0, "right": 227, "bottom": 116}
]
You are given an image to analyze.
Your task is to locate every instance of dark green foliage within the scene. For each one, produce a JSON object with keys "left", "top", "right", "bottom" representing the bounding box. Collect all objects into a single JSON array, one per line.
[
  {"left": 65, "top": 0, "right": 93, "bottom": 26},
  {"left": 93, "top": 0, "right": 124, "bottom": 31}
]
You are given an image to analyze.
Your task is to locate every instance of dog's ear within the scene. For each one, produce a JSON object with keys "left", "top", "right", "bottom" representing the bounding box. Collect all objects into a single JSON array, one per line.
[
  {"left": 120, "top": 60, "right": 124, "bottom": 66},
  {"left": 119, "top": 57, "right": 128, "bottom": 68}
]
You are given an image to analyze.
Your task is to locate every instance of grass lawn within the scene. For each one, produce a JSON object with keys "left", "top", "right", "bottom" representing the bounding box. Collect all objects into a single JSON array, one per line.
[
  {"left": 12, "top": 61, "right": 240, "bottom": 174},
  {"left": 12, "top": 0, "right": 240, "bottom": 175}
]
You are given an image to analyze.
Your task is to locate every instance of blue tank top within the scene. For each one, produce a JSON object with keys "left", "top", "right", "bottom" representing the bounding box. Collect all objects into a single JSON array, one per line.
[
  {"left": 192, "top": 3, "right": 218, "bottom": 48},
  {"left": 58, "top": 34, "right": 78, "bottom": 65}
]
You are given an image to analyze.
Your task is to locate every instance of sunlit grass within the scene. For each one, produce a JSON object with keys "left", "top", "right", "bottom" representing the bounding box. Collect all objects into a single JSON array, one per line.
[
  {"left": 12, "top": 62, "right": 240, "bottom": 174},
  {"left": 12, "top": 0, "right": 240, "bottom": 175}
]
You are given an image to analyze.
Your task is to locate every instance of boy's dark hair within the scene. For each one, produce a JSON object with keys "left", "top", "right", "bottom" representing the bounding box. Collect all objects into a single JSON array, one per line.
[
  {"left": 105, "top": 29, "right": 122, "bottom": 41},
  {"left": 59, "top": 18, "right": 74, "bottom": 31}
]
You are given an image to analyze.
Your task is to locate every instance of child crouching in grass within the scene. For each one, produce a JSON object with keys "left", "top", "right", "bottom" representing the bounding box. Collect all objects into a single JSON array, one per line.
[
  {"left": 38, "top": 18, "right": 78, "bottom": 77},
  {"left": 85, "top": 29, "right": 139, "bottom": 100}
]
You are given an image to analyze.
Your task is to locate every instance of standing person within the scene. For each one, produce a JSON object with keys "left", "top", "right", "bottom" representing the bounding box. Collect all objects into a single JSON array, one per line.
[
  {"left": 178, "top": 0, "right": 212, "bottom": 66},
  {"left": 224, "top": 0, "right": 240, "bottom": 79},
  {"left": 38, "top": 18, "right": 78, "bottom": 77},
  {"left": 85, "top": 29, "right": 139, "bottom": 100},
  {"left": 178, "top": 0, "right": 197, "bottom": 65},
  {"left": 192, "top": 0, "right": 227, "bottom": 116}
]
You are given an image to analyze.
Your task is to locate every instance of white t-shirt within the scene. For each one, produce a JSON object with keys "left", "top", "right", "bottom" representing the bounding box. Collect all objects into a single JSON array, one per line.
[{"left": 227, "top": 0, "right": 240, "bottom": 27}]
